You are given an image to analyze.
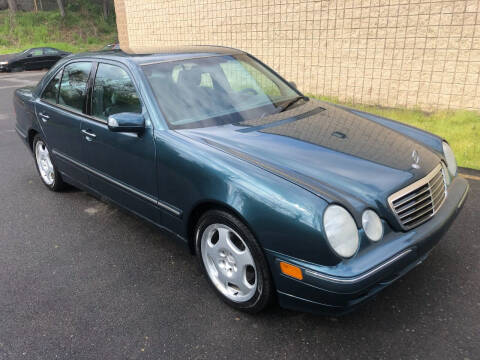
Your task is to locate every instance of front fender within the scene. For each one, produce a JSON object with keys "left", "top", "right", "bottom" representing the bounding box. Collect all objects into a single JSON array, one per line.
[{"left": 154, "top": 130, "right": 338, "bottom": 266}]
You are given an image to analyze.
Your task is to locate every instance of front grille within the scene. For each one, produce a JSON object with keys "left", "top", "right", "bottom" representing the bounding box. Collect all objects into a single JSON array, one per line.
[{"left": 388, "top": 164, "right": 447, "bottom": 230}]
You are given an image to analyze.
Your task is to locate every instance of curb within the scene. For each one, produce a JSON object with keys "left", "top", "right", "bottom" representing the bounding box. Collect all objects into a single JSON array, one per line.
[{"left": 459, "top": 167, "right": 480, "bottom": 181}]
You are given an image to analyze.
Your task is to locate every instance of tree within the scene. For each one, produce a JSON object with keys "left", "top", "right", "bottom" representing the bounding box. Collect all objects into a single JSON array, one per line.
[
  {"left": 103, "top": 0, "right": 110, "bottom": 19},
  {"left": 7, "top": 0, "right": 17, "bottom": 12},
  {"left": 56, "top": 0, "right": 65, "bottom": 17}
]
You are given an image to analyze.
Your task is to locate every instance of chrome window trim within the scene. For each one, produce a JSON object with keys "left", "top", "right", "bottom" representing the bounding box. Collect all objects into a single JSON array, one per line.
[
  {"left": 52, "top": 149, "right": 182, "bottom": 217},
  {"left": 304, "top": 248, "right": 413, "bottom": 284},
  {"left": 388, "top": 163, "right": 447, "bottom": 230},
  {"left": 140, "top": 53, "right": 236, "bottom": 66}
]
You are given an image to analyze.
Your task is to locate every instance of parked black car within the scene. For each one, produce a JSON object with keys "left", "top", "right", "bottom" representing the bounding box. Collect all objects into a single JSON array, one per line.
[
  {"left": 101, "top": 43, "right": 120, "bottom": 51},
  {"left": 0, "top": 47, "right": 70, "bottom": 72}
]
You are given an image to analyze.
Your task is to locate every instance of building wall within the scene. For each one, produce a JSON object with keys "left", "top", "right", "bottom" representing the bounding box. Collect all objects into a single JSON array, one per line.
[{"left": 113, "top": 0, "right": 480, "bottom": 111}]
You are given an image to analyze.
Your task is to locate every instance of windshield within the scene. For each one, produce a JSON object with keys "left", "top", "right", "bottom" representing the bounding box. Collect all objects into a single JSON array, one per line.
[{"left": 142, "top": 54, "right": 303, "bottom": 129}]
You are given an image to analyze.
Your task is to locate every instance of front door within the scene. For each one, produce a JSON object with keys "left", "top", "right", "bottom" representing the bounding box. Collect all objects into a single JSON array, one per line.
[
  {"left": 24, "top": 48, "right": 46, "bottom": 70},
  {"left": 80, "top": 62, "right": 158, "bottom": 223},
  {"left": 35, "top": 61, "right": 93, "bottom": 185}
]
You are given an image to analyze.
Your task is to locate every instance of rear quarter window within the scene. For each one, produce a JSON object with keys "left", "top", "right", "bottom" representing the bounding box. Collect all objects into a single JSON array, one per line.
[
  {"left": 41, "top": 70, "right": 62, "bottom": 104},
  {"left": 58, "top": 62, "right": 92, "bottom": 113}
]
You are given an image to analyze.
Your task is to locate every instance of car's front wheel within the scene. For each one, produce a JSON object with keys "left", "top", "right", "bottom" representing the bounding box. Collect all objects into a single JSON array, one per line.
[
  {"left": 33, "top": 134, "right": 65, "bottom": 191},
  {"left": 195, "top": 210, "right": 274, "bottom": 313}
]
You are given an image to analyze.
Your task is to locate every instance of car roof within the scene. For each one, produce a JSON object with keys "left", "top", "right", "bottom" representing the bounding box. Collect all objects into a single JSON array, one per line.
[{"left": 67, "top": 45, "right": 245, "bottom": 66}]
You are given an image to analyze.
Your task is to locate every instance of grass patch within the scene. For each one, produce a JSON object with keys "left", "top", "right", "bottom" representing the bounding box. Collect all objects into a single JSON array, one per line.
[
  {"left": 309, "top": 95, "right": 480, "bottom": 170},
  {"left": 0, "top": 0, "right": 117, "bottom": 54}
]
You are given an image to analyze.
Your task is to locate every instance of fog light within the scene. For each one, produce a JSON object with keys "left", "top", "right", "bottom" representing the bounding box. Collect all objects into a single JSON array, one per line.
[{"left": 279, "top": 262, "right": 303, "bottom": 280}]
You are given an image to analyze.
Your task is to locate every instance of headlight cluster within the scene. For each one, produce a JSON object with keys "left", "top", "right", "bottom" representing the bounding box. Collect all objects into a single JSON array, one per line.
[
  {"left": 0, "top": 61, "right": 8, "bottom": 65},
  {"left": 323, "top": 205, "right": 384, "bottom": 258},
  {"left": 442, "top": 141, "right": 457, "bottom": 176}
]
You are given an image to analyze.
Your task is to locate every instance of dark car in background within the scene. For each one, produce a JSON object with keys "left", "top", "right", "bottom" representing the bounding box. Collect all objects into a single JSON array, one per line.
[
  {"left": 0, "top": 47, "right": 70, "bottom": 72},
  {"left": 102, "top": 43, "right": 120, "bottom": 51},
  {"left": 13, "top": 46, "right": 469, "bottom": 315}
]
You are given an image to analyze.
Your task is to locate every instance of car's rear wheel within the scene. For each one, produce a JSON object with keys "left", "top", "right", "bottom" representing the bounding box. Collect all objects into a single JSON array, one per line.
[
  {"left": 33, "top": 134, "right": 65, "bottom": 191},
  {"left": 195, "top": 210, "right": 274, "bottom": 313}
]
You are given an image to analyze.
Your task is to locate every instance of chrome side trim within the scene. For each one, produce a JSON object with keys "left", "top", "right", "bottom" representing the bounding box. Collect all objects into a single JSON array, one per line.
[
  {"left": 304, "top": 249, "right": 413, "bottom": 284},
  {"left": 458, "top": 183, "right": 469, "bottom": 208},
  {"left": 52, "top": 150, "right": 182, "bottom": 217},
  {"left": 15, "top": 125, "right": 27, "bottom": 138},
  {"left": 140, "top": 53, "right": 235, "bottom": 66}
]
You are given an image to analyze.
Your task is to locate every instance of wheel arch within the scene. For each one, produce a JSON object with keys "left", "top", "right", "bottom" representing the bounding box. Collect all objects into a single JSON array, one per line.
[
  {"left": 27, "top": 128, "right": 39, "bottom": 151},
  {"left": 186, "top": 200, "right": 255, "bottom": 255}
]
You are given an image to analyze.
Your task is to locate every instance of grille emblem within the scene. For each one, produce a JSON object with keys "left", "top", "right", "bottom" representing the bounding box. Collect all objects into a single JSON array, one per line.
[{"left": 411, "top": 150, "right": 420, "bottom": 169}]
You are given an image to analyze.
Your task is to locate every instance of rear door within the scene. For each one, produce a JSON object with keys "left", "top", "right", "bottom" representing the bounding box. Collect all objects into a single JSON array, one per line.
[
  {"left": 43, "top": 48, "right": 62, "bottom": 69},
  {"left": 80, "top": 61, "right": 159, "bottom": 223},
  {"left": 35, "top": 61, "right": 93, "bottom": 185}
]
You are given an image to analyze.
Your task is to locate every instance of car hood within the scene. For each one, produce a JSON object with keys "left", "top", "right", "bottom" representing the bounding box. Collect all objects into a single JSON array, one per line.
[
  {"left": 0, "top": 53, "right": 19, "bottom": 62},
  {"left": 178, "top": 100, "right": 441, "bottom": 219}
]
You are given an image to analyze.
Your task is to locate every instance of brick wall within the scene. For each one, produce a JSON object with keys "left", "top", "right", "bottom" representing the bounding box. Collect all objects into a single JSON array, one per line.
[{"left": 113, "top": 0, "right": 480, "bottom": 111}]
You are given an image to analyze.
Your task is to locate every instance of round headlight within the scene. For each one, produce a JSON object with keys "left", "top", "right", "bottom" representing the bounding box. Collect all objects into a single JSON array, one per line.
[
  {"left": 442, "top": 141, "right": 457, "bottom": 176},
  {"left": 362, "top": 210, "right": 383, "bottom": 242},
  {"left": 323, "top": 205, "right": 359, "bottom": 258}
]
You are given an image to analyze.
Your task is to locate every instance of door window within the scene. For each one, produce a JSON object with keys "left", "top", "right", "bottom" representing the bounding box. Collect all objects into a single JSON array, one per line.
[
  {"left": 41, "top": 70, "right": 62, "bottom": 104},
  {"left": 28, "top": 49, "right": 44, "bottom": 57},
  {"left": 92, "top": 63, "right": 142, "bottom": 120},
  {"left": 44, "top": 48, "right": 59, "bottom": 55},
  {"left": 58, "top": 62, "right": 92, "bottom": 113}
]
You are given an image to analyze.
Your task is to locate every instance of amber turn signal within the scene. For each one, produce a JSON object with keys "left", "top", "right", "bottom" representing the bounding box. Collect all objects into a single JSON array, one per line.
[{"left": 279, "top": 261, "right": 303, "bottom": 280}]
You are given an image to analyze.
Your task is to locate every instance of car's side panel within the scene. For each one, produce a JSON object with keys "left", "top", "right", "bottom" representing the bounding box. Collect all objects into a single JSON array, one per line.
[
  {"left": 13, "top": 87, "right": 38, "bottom": 146},
  {"left": 35, "top": 100, "right": 89, "bottom": 184},
  {"left": 153, "top": 130, "right": 338, "bottom": 266},
  {"left": 80, "top": 117, "right": 160, "bottom": 225}
]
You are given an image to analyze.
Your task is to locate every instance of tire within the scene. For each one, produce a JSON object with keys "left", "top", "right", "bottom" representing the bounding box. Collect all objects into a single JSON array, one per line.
[
  {"left": 195, "top": 209, "right": 274, "bottom": 313},
  {"left": 11, "top": 65, "right": 24, "bottom": 72},
  {"left": 33, "top": 134, "right": 65, "bottom": 191}
]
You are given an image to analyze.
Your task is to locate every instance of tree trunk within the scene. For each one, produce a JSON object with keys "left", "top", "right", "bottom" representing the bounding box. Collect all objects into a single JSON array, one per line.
[
  {"left": 38, "top": 0, "right": 43, "bottom": 11},
  {"left": 7, "top": 0, "right": 17, "bottom": 12},
  {"left": 103, "top": 0, "right": 109, "bottom": 19},
  {"left": 56, "top": 0, "right": 65, "bottom": 17}
]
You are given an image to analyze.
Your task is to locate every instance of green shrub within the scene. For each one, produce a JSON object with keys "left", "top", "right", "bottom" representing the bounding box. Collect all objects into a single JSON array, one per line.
[{"left": 0, "top": 0, "right": 117, "bottom": 54}]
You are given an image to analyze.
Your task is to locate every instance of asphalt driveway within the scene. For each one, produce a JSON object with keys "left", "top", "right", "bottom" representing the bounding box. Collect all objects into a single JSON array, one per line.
[{"left": 0, "top": 71, "right": 479, "bottom": 359}]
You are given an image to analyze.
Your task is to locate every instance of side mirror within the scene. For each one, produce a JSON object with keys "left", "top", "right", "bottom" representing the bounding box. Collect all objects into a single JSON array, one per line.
[
  {"left": 26, "top": 53, "right": 33, "bottom": 58},
  {"left": 289, "top": 81, "right": 297, "bottom": 89},
  {"left": 107, "top": 112, "right": 145, "bottom": 133}
]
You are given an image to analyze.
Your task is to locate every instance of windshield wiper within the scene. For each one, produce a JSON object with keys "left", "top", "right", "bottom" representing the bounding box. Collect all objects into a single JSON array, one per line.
[{"left": 279, "top": 96, "right": 308, "bottom": 113}]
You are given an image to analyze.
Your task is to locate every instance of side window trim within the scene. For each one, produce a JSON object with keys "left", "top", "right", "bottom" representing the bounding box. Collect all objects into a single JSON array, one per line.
[
  {"left": 88, "top": 61, "right": 146, "bottom": 124},
  {"left": 40, "top": 67, "right": 63, "bottom": 105},
  {"left": 56, "top": 60, "right": 94, "bottom": 115},
  {"left": 55, "top": 67, "right": 65, "bottom": 104},
  {"left": 86, "top": 62, "right": 99, "bottom": 117}
]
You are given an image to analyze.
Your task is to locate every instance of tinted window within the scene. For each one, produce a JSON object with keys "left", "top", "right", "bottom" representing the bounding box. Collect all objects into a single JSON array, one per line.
[
  {"left": 41, "top": 70, "right": 62, "bottom": 103},
  {"left": 44, "top": 48, "right": 59, "bottom": 55},
  {"left": 92, "top": 63, "right": 141, "bottom": 120},
  {"left": 28, "top": 49, "right": 43, "bottom": 57},
  {"left": 58, "top": 62, "right": 91, "bottom": 113}
]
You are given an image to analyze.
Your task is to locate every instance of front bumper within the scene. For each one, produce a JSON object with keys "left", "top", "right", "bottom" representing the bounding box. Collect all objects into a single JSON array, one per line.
[{"left": 266, "top": 176, "right": 469, "bottom": 315}]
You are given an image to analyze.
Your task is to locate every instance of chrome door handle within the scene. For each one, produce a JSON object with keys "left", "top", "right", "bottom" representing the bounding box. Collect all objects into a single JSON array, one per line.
[
  {"left": 81, "top": 129, "right": 96, "bottom": 139},
  {"left": 38, "top": 112, "right": 50, "bottom": 122}
]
